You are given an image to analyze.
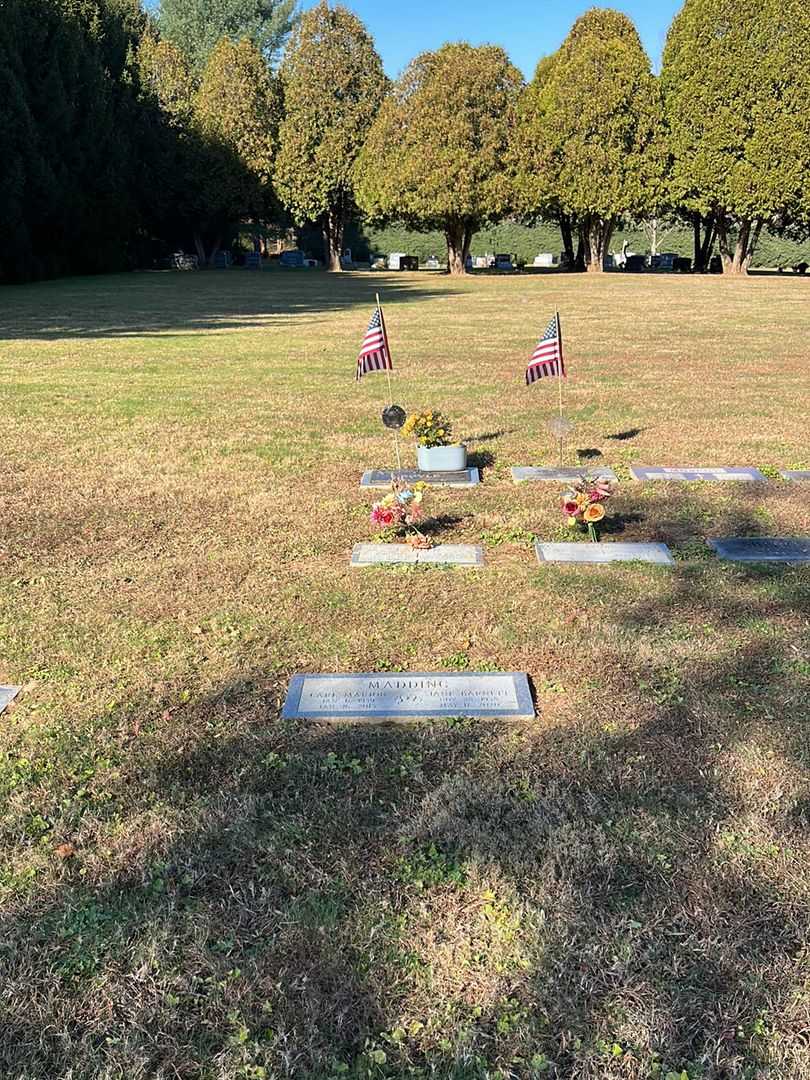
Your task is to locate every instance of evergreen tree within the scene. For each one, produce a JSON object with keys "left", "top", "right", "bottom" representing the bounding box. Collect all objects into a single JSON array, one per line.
[
  {"left": 274, "top": 2, "right": 387, "bottom": 271},
  {"left": 662, "top": 0, "right": 810, "bottom": 274},
  {"left": 355, "top": 43, "right": 523, "bottom": 275},
  {"left": 513, "top": 10, "right": 664, "bottom": 273}
]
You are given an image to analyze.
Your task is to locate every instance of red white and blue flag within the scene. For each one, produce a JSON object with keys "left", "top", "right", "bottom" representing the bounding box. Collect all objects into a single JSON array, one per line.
[
  {"left": 356, "top": 305, "right": 392, "bottom": 381},
  {"left": 526, "top": 312, "right": 565, "bottom": 384}
]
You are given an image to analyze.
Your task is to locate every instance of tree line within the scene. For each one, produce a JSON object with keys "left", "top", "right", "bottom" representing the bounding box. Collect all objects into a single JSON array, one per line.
[{"left": 2, "top": 0, "right": 809, "bottom": 284}]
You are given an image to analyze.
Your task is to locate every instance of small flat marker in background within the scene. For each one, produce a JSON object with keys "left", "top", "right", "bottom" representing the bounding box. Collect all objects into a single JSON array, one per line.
[
  {"left": 780, "top": 471, "right": 810, "bottom": 481},
  {"left": 630, "top": 465, "right": 767, "bottom": 482}
]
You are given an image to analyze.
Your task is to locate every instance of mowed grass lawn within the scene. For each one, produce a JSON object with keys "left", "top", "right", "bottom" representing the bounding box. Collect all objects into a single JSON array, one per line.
[{"left": 1, "top": 268, "right": 809, "bottom": 1080}]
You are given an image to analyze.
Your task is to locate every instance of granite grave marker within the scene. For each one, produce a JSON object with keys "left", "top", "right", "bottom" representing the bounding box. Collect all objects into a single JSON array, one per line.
[
  {"left": 351, "top": 543, "right": 484, "bottom": 567},
  {"left": 630, "top": 465, "right": 767, "bottom": 482},
  {"left": 0, "top": 686, "right": 21, "bottom": 715},
  {"left": 282, "top": 672, "right": 535, "bottom": 722},
  {"left": 512, "top": 466, "right": 618, "bottom": 484},
  {"left": 360, "top": 468, "right": 480, "bottom": 489},
  {"left": 536, "top": 541, "right": 675, "bottom": 565},
  {"left": 709, "top": 538, "right": 810, "bottom": 563}
]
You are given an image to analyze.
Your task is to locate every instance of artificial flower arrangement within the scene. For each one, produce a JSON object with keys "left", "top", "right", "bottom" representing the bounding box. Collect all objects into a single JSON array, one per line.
[
  {"left": 562, "top": 475, "right": 616, "bottom": 542},
  {"left": 402, "top": 410, "right": 453, "bottom": 448},
  {"left": 370, "top": 481, "right": 432, "bottom": 548}
]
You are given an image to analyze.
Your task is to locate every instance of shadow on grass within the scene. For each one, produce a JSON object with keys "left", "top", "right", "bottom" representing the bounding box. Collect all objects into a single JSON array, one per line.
[
  {"left": 1, "top": 566, "right": 809, "bottom": 1077},
  {"left": 0, "top": 271, "right": 460, "bottom": 342}
]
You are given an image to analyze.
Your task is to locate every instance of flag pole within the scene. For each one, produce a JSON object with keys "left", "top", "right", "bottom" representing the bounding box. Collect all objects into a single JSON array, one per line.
[
  {"left": 376, "top": 292, "right": 402, "bottom": 473},
  {"left": 556, "top": 310, "right": 564, "bottom": 466}
]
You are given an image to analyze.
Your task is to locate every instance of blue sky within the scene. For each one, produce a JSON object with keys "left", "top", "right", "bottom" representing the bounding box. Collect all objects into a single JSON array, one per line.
[{"left": 300, "top": 0, "right": 684, "bottom": 77}]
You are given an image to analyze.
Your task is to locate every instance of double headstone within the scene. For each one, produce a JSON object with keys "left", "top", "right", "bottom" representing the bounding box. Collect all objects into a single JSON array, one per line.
[
  {"left": 282, "top": 672, "right": 534, "bottom": 723},
  {"left": 630, "top": 465, "right": 767, "bottom": 482},
  {"left": 360, "top": 468, "right": 480, "bottom": 489}
]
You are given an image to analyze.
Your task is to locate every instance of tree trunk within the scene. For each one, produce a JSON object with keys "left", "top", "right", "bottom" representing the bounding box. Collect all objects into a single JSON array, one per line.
[
  {"left": 192, "top": 230, "right": 207, "bottom": 266},
  {"left": 322, "top": 209, "right": 344, "bottom": 272},
  {"left": 559, "top": 213, "right": 575, "bottom": 268},
  {"left": 584, "top": 215, "right": 615, "bottom": 273},
  {"left": 208, "top": 232, "right": 222, "bottom": 268},
  {"left": 445, "top": 219, "right": 474, "bottom": 276},
  {"left": 717, "top": 215, "right": 761, "bottom": 276},
  {"left": 698, "top": 215, "right": 715, "bottom": 273},
  {"left": 575, "top": 228, "right": 588, "bottom": 272}
]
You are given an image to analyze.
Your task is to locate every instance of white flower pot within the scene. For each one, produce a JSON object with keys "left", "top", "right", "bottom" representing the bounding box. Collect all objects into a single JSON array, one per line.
[{"left": 417, "top": 444, "right": 467, "bottom": 472}]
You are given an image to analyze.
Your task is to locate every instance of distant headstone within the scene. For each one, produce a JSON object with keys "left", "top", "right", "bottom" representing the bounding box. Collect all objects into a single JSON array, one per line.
[
  {"left": 512, "top": 466, "right": 617, "bottom": 484},
  {"left": 709, "top": 538, "right": 810, "bottom": 563},
  {"left": 781, "top": 471, "right": 810, "bottom": 482},
  {"left": 279, "top": 249, "right": 304, "bottom": 267},
  {"left": 360, "top": 468, "right": 480, "bottom": 489},
  {"left": 351, "top": 543, "right": 484, "bottom": 567},
  {"left": 630, "top": 465, "right": 767, "bottom": 482},
  {"left": 533, "top": 253, "right": 556, "bottom": 268},
  {"left": 536, "top": 542, "right": 675, "bottom": 565},
  {"left": 245, "top": 252, "right": 262, "bottom": 270},
  {"left": 0, "top": 686, "right": 21, "bottom": 715},
  {"left": 213, "top": 250, "right": 230, "bottom": 269},
  {"left": 282, "top": 671, "right": 535, "bottom": 722}
]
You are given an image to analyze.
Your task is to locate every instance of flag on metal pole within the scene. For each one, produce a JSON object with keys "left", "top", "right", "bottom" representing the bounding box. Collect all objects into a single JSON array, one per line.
[
  {"left": 356, "top": 305, "right": 393, "bottom": 381},
  {"left": 526, "top": 312, "right": 565, "bottom": 384}
]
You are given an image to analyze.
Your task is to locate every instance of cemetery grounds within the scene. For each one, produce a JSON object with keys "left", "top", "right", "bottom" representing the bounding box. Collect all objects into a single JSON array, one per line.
[{"left": 0, "top": 268, "right": 809, "bottom": 1079}]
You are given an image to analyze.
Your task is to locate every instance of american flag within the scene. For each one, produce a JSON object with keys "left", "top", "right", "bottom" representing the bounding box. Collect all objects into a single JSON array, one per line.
[
  {"left": 356, "top": 306, "right": 392, "bottom": 381},
  {"left": 526, "top": 312, "right": 565, "bottom": 384}
]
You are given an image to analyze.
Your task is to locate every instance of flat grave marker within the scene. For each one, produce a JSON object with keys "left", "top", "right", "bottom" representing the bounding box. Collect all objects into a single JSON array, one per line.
[
  {"left": 709, "top": 537, "right": 810, "bottom": 563},
  {"left": 360, "top": 468, "right": 480, "bottom": 489},
  {"left": 536, "top": 541, "right": 675, "bottom": 566},
  {"left": 282, "top": 671, "right": 535, "bottom": 723},
  {"left": 630, "top": 465, "right": 767, "bottom": 483},
  {"left": 351, "top": 543, "right": 484, "bottom": 567},
  {"left": 0, "top": 686, "right": 21, "bottom": 715},
  {"left": 511, "top": 466, "right": 618, "bottom": 484},
  {"left": 781, "top": 471, "right": 810, "bottom": 482}
]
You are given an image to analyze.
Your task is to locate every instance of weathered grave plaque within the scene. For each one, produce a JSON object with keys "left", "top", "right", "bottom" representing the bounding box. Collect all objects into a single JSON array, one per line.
[
  {"left": 361, "top": 468, "right": 480, "bottom": 489},
  {"left": 709, "top": 537, "right": 810, "bottom": 563},
  {"left": 351, "top": 543, "right": 484, "bottom": 567},
  {"left": 282, "top": 672, "right": 535, "bottom": 722},
  {"left": 511, "top": 466, "right": 618, "bottom": 484},
  {"left": 536, "top": 541, "right": 675, "bottom": 565},
  {"left": 0, "top": 686, "right": 21, "bottom": 715},
  {"left": 630, "top": 465, "right": 767, "bottom": 482},
  {"left": 781, "top": 471, "right": 810, "bottom": 482}
]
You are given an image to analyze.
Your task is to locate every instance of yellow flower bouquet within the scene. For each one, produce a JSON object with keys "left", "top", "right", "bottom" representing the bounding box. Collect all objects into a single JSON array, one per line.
[
  {"left": 561, "top": 475, "right": 615, "bottom": 542},
  {"left": 401, "top": 410, "right": 454, "bottom": 448}
]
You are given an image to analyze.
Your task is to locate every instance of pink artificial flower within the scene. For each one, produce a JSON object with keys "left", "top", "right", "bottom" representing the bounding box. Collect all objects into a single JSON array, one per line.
[
  {"left": 370, "top": 505, "right": 387, "bottom": 525},
  {"left": 563, "top": 500, "right": 579, "bottom": 516},
  {"left": 379, "top": 509, "right": 396, "bottom": 527}
]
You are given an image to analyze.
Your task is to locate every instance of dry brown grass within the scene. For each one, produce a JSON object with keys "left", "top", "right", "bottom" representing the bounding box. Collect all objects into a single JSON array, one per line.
[{"left": 0, "top": 267, "right": 808, "bottom": 1079}]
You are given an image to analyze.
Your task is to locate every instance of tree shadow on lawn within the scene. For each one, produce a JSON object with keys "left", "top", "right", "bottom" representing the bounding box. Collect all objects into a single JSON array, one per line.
[
  {"left": 0, "top": 272, "right": 459, "bottom": 342},
  {"left": 612, "top": 482, "right": 796, "bottom": 550},
  {"left": 1, "top": 569, "right": 809, "bottom": 1077}
]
